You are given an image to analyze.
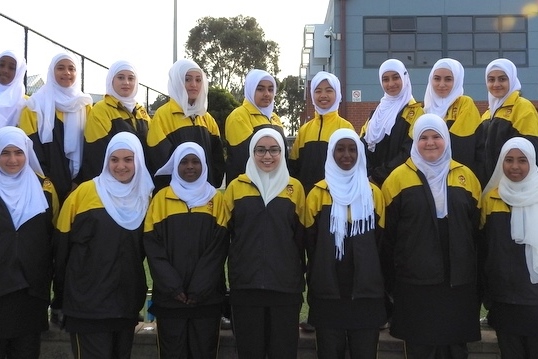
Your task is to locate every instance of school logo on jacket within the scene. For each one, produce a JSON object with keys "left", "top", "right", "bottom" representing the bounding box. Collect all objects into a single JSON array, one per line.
[
  {"left": 207, "top": 200, "right": 214, "bottom": 213},
  {"left": 458, "top": 175, "right": 466, "bottom": 187},
  {"left": 287, "top": 185, "right": 294, "bottom": 197}
]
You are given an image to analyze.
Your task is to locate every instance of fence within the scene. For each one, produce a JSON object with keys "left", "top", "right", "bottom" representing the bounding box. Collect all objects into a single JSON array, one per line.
[{"left": 0, "top": 13, "right": 166, "bottom": 113}]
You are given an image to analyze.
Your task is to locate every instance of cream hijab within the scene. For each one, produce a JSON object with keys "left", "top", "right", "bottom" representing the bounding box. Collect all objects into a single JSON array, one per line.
[
  {"left": 364, "top": 59, "right": 414, "bottom": 151},
  {"left": 325, "top": 128, "right": 375, "bottom": 260},
  {"left": 167, "top": 59, "right": 208, "bottom": 117},
  {"left": 424, "top": 58, "right": 465, "bottom": 118},
  {"left": 106, "top": 60, "right": 138, "bottom": 113},
  {"left": 483, "top": 137, "right": 538, "bottom": 283},
  {"left": 244, "top": 69, "right": 277, "bottom": 119},
  {"left": 485, "top": 58, "right": 521, "bottom": 119},
  {"left": 245, "top": 128, "right": 289, "bottom": 206},
  {"left": 410, "top": 114, "right": 452, "bottom": 218},
  {"left": 0, "top": 50, "right": 27, "bottom": 127},
  {"left": 310, "top": 71, "right": 342, "bottom": 116},
  {"left": 26, "top": 52, "right": 93, "bottom": 178},
  {"left": 0, "top": 126, "right": 48, "bottom": 230},
  {"left": 93, "top": 132, "right": 154, "bottom": 230},
  {"left": 155, "top": 142, "right": 216, "bottom": 208}
]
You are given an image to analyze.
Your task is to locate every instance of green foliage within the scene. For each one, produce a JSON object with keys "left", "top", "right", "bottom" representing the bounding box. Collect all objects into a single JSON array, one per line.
[
  {"left": 275, "top": 75, "right": 305, "bottom": 136},
  {"left": 208, "top": 87, "right": 241, "bottom": 138},
  {"left": 186, "top": 15, "right": 280, "bottom": 98},
  {"left": 149, "top": 94, "right": 169, "bottom": 115}
]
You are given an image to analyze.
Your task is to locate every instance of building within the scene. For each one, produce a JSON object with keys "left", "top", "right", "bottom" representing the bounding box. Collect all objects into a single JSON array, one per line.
[{"left": 300, "top": 0, "right": 538, "bottom": 129}]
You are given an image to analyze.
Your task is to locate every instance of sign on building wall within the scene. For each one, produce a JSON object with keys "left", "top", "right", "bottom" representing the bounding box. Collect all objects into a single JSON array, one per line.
[{"left": 351, "top": 90, "right": 362, "bottom": 102}]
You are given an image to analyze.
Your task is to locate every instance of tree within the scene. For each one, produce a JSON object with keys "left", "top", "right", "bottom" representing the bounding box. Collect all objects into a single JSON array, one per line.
[
  {"left": 207, "top": 87, "right": 240, "bottom": 139},
  {"left": 275, "top": 75, "right": 305, "bottom": 136},
  {"left": 148, "top": 94, "right": 169, "bottom": 115},
  {"left": 186, "top": 16, "right": 280, "bottom": 97}
]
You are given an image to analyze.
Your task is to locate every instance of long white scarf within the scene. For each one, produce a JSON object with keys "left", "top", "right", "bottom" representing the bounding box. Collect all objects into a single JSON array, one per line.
[
  {"left": 325, "top": 128, "right": 375, "bottom": 260},
  {"left": 94, "top": 132, "right": 154, "bottom": 230},
  {"left": 483, "top": 137, "right": 538, "bottom": 283},
  {"left": 26, "top": 52, "right": 93, "bottom": 178},
  {"left": 310, "top": 71, "right": 341, "bottom": 115},
  {"left": 244, "top": 69, "right": 277, "bottom": 119},
  {"left": 155, "top": 142, "right": 216, "bottom": 208},
  {"left": 106, "top": 60, "right": 138, "bottom": 113},
  {"left": 167, "top": 59, "right": 208, "bottom": 117},
  {"left": 424, "top": 58, "right": 464, "bottom": 118},
  {"left": 485, "top": 58, "right": 521, "bottom": 119}
]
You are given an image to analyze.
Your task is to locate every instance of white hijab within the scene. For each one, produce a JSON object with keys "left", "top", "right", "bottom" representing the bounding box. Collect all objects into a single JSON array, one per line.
[
  {"left": 310, "top": 71, "right": 342, "bottom": 116},
  {"left": 424, "top": 58, "right": 465, "bottom": 118},
  {"left": 0, "top": 50, "right": 27, "bottom": 127},
  {"left": 410, "top": 113, "right": 452, "bottom": 218},
  {"left": 106, "top": 60, "right": 138, "bottom": 113},
  {"left": 483, "top": 137, "right": 538, "bottom": 283},
  {"left": 325, "top": 128, "right": 375, "bottom": 260},
  {"left": 93, "top": 132, "right": 154, "bottom": 230},
  {"left": 167, "top": 59, "right": 208, "bottom": 117},
  {"left": 485, "top": 58, "right": 521, "bottom": 119},
  {"left": 245, "top": 128, "right": 289, "bottom": 206},
  {"left": 0, "top": 126, "right": 48, "bottom": 230},
  {"left": 155, "top": 141, "right": 216, "bottom": 208},
  {"left": 364, "top": 59, "right": 414, "bottom": 151},
  {"left": 244, "top": 69, "right": 277, "bottom": 119},
  {"left": 26, "top": 52, "right": 93, "bottom": 178}
]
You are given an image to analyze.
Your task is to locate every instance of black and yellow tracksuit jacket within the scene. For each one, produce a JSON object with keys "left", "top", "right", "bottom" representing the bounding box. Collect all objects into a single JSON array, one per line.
[
  {"left": 381, "top": 159, "right": 481, "bottom": 291},
  {"left": 360, "top": 101, "right": 423, "bottom": 186},
  {"left": 223, "top": 174, "right": 306, "bottom": 295},
  {"left": 53, "top": 180, "right": 147, "bottom": 320},
  {"left": 146, "top": 99, "right": 225, "bottom": 189},
  {"left": 143, "top": 188, "right": 228, "bottom": 312},
  {"left": 82, "top": 95, "right": 151, "bottom": 181},
  {"left": 0, "top": 175, "right": 58, "bottom": 302},
  {"left": 481, "top": 91, "right": 538, "bottom": 179},
  {"left": 19, "top": 105, "right": 92, "bottom": 202},
  {"left": 288, "top": 111, "right": 355, "bottom": 194},
  {"left": 443, "top": 95, "right": 487, "bottom": 186},
  {"left": 480, "top": 188, "right": 538, "bottom": 306},
  {"left": 304, "top": 180, "right": 385, "bottom": 301},
  {"left": 224, "top": 99, "right": 287, "bottom": 186}
]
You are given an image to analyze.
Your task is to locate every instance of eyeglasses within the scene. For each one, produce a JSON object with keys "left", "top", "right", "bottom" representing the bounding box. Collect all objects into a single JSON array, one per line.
[{"left": 254, "top": 146, "right": 281, "bottom": 157}]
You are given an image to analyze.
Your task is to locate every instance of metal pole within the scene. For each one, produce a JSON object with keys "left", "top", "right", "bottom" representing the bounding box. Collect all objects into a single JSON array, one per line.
[{"left": 173, "top": 0, "right": 177, "bottom": 63}]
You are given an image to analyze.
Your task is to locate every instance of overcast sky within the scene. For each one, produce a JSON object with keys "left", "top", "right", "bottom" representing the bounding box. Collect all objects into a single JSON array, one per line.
[{"left": 1, "top": 0, "right": 328, "bottom": 93}]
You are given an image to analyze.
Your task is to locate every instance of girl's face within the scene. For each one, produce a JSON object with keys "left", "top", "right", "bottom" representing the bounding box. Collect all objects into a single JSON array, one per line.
[
  {"left": 254, "top": 80, "right": 275, "bottom": 108},
  {"left": 178, "top": 153, "right": 202, "bottom": 182},
  {"left": 108, "top": 149, "right": 135, "bottom": 183},
  {"left": 0, "top": 145, "right": 25, "bottom": 174},
  {"left": 417, "top": 129, "right": 446, "bottom": 162},
  {"left": 503, "top": 148, "right": 530, "bottom": 182},
  {"left": 381, "top": 71, "right": 402, "bottom": 96},
  {"left": 0, "top": 55, "right": 17, "bottom": 85},
  {"left": 185, "top": 70, "right": 202, "bottom": 104},
  {"left": 313, "top": 79, "right": 336, "bottom": 110},
  {"left": 54, "top": 59, "right": 77, "bottom": 88},
  {"left": 112, "top": 70, "right": 136, "bottom": 97},
  {"left": 253, "top": 136, "right": 281, "bottom": 173},
  {"left": 431, "top": 68, "right": 454, "bottom": 98},
  {"left": 487, "top": 70, "right": 510, "bottom": 99},
  {"left": 333, "top": 138, "right": 358, "bottom": 170}
]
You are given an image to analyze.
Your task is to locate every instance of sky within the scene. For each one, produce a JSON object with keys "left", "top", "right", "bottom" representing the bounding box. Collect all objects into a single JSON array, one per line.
[{"left": 0, "top": 0, "right": 328, "bottom": 95}]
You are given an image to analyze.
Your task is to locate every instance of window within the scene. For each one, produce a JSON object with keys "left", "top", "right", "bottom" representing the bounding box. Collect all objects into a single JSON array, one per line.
[{"left": 363, "top": 15, "right": 528, "bottom": 68}]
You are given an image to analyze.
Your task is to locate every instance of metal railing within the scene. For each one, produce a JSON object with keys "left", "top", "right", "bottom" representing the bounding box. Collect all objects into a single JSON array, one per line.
[{"left": 0, "top": 13, "right": 166, "bottom": 113}]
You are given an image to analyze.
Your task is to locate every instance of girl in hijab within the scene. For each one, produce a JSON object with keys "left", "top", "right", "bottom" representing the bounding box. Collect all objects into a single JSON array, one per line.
[
  {"left": 0, "top": 126, "right": 59, "bottom": 359},
  {"left": 481, "top": 58, "right": 538, "bottom": 180},
  {"left": 144, "top": 142, "right": 228, "bottom": 358},
  {"left": 289, "top": 71, "right": 355, "bottom": 195},
  {"left": 53, "top": 132, "right": 154, "bottom": 359},
  {"left": 360, "top": 58, "right": 423, "bottom": 186},
  {"left": 224, "top": 68, "right": 287, "bottom": 186},
  {"left": 146, "top": 58, "right": 224, "bottom": 191},
  {"left": 423, "top": 58, "right": 486, "bottom": 185},
  {"left": 480, "top": 137, "right": 538, "bottom": 358},
  {"left": 82, "top": 60, "right": 151, "bottom": 181},
  {"left": 0, "top": 50, "right": 27, "bottom": 128},
  {"left": 381, "top": 114, "right": 482, "bottom": 359},
  {"left": 19, "top": 52, "right": 93, "bottom": 203},
  {"left": 223, "top": 128, "right": 306, "bottom": 359},
  {"left": 305, "top": 128, "right": 386, "bottom": 359}
]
